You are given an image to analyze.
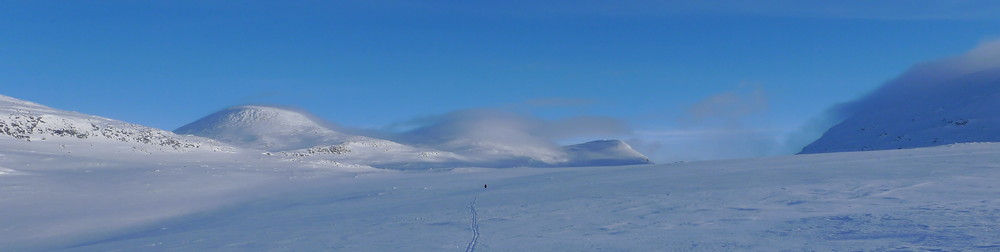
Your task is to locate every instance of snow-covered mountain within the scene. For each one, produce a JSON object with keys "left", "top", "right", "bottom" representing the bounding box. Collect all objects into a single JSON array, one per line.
[
  {"left": 176, "top": 105, "right": 652, "bottom": 168},
  {"left": 172, "top": 106, "right": 471, "bottom": 168},
  {"left": 562, "top": 139, "right": 652, "bottom": 166},
  {"left": 175, "top": 105, "right": 365, "bottom": 151},
  {"left": 800, "top": 41, "right": 1000, "bottom": 155},
  {"left": 801, "top": 71, "right": 1000, "bottom": 154},
  {"left": 0, "top": 94, "right": 649, "bottom": 169},
  {"left": 801, "top": 54, "right": 1000, "bottom": 154},
  {"left": 0, "top": 95, "right": 234, "bottom": 154}
]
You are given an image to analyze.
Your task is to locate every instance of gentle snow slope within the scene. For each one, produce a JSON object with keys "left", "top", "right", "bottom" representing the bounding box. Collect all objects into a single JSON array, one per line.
[{"left": 4, "top": 142, "right": 1000, "bottom": 251}]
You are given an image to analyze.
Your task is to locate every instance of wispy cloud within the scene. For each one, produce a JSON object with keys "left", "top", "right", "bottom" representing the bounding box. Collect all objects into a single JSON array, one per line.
[
  {"left": 682, "top": 84, "right": 768, "bottom": 127},
  {"left": 386, "top": 109, "right": 631, "bottom": 158},
  {"left": 626, "top": 84, "right": 786, "bottom": 162},
  {"left": 629, "top": 128, "right": 782, "bottom": 162}
]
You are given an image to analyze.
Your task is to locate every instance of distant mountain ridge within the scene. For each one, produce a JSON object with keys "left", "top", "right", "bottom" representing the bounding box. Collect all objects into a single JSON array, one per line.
[
  {"left": 0, "top": 94, "right": 651, "bottom": 168},
  {"left": 176, "top": 105, "right": 653, "bottom": 168}
]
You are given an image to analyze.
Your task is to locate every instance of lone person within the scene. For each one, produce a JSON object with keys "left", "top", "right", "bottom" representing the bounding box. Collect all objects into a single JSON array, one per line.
[{"left": 484, "top": 184, "right": 488, "bottom": 189}]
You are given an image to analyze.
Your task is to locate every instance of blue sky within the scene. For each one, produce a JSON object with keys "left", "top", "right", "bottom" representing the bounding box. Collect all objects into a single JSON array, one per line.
[{"left": 4, "top": 1, "right": 1000, "bottom": 162}]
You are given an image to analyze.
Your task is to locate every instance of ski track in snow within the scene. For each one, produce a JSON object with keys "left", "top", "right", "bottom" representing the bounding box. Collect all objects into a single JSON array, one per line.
[{"left": 465, "top": 192, "right": 480, "bottom": 252}]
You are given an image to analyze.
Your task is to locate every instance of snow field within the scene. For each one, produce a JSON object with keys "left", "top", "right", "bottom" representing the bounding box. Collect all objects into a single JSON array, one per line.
[{"left": 3, "top": 143, "right": 1000, "bottom": 250}]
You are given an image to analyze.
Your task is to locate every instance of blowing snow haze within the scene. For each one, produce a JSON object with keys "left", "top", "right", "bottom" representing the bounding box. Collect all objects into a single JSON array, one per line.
[
  {"left": 802, "top": 40, "right": 1000, "bottom": 154},
  {"left": 393, "top": 109, "right": 634, "bottom": 163}
]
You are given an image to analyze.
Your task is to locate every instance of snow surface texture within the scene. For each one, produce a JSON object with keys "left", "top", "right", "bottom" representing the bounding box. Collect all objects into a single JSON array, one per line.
[
  {"left": 5, "top": 134, "right": 1000, "bottom": 250},
  {"left": 175, "top": 105, "right": 652, "bottom": 169},
  {"left": 0, "top": 95, "right": 234, "bottom": 154},
  {"left": 802, "top": 40, "right": 1000, "bottom": 154}
]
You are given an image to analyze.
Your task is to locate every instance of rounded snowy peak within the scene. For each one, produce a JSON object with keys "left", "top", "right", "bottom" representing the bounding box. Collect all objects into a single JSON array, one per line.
[
  {"left": 175, "top": 105, "right": 358, "bottom": 151},
  {"left": 179, "top": 105, "right": 327, "bottom": 131},
  {"left": 562, "top": 140, "right": 653, "bottom": 166}
]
